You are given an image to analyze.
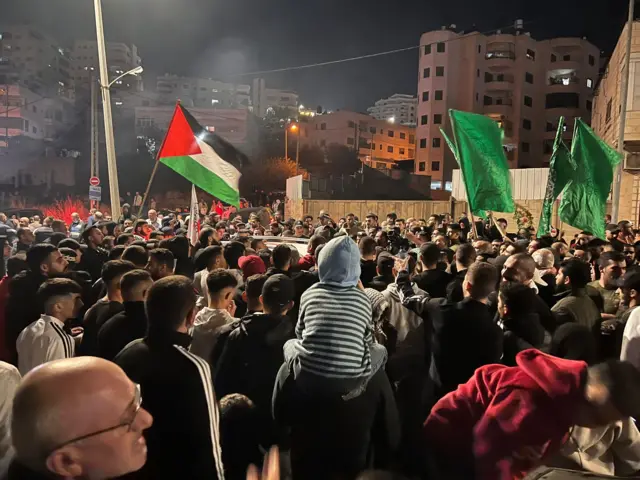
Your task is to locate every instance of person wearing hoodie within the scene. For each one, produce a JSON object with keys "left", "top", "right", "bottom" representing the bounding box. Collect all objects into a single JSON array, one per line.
[
  {"left": 190, "top": 269, "right": 238, "bottom": 360},
  {"left": 497, "top": 281, "right": 548, "bottom": 366},
  {"left": 97, "top": 269, "right": 153, "bottom": 361},
  {"left": 298, "top": 235, "right": 327, "bottom": 271},
  {"left": 214, "top": 274, "right": 294, "bottom": 448},
  {"left": 283, "top": 235, "right": 387, "bottom": 398},
  {"left": 425, "top": 349, "right": 640, "bottom": 479}
]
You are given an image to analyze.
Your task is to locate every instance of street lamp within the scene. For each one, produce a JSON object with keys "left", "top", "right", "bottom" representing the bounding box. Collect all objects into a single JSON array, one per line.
[
  {"left": 93, "top": 0, "right": 143, "bottom": 221},
  {"left": 285, "top": 123, "right": 301, "bottom": 175}
]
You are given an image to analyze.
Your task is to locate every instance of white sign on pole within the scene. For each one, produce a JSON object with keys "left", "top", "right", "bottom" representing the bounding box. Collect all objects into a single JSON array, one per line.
[{"left": 89, "top": 185, "right": 102, "bottom": 201}]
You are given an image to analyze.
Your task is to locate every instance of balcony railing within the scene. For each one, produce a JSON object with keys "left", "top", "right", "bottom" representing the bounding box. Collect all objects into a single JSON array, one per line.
[
  {"left": 548, "top": 76, "right": 580, "bottom": 86},
  {"left": 485, "top": 51, "right": 516, "bottom": 60}
]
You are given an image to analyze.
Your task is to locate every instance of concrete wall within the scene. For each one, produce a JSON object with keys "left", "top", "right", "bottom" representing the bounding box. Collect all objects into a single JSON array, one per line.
[{"left": 287, "top": 199, "right": 451, "bottom": 221}]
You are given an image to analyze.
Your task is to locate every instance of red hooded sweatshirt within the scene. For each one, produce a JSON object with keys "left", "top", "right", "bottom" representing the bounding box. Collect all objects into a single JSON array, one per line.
[{"left": 424, "top": 349, "right": 587, "bottom": 480}]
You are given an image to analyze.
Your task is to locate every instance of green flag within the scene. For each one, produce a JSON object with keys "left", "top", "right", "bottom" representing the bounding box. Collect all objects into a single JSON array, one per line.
[
  {"left": 537, "top": 117, "right": 575, "bottom": 236},
  {"left": 445, "top": 109, "right": 514, "bottom": 214},
  {"left": 558, "top": 118, "right": 622, "bottom": 239}
]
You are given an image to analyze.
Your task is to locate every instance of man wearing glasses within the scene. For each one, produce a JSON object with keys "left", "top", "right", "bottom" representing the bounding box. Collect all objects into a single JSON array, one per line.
[{"left": 8, "top": 357, "right": 152, "bottom": 479}]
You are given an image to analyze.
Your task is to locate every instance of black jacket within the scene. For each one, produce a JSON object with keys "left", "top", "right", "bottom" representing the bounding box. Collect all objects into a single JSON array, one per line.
[
  {"left": 214, "top": 312, "right": 293, "bottom": 447},
  {"left": 369, "top": 273, "right": 395, "bottom": 292},
  {"left": 4, "top": 270, "right": 46, "bottom": 365},
  {"left": 360, "top": 259, "right": 377, "bottom": 288},
  {"left": 500, "top": 311, "right": 547, "bottom": 366},
  {"left": 114, "top": 329, "right": 224, "bottom": 480},
  {"left": 78, "top": 245, "right": 108, "bottom": 283},
  {"left": 419, "top": 297, "right": 502, "bottom": 399},
  {"left": 97, "top": 301, "right": 147, "bottom": 361},
  {"left": 445, "top": 269, "right": 466, "bottom": 303},
  {"left": 537, "top": 274, "right": 557, "bottom": 309},
  {"left": 273, "top": 364, "right": 400, "bottom": 480},
  {"left": 414, "top": 269, "right": 452, "bottom": 299},
  {"left": 77, "top": 300, "right": 124, "bottom": 356}
]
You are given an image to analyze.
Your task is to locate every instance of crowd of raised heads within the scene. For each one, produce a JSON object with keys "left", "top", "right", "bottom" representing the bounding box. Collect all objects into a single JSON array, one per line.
[{"left": 4, "top": 205, "right": 640, "bottom": 480}]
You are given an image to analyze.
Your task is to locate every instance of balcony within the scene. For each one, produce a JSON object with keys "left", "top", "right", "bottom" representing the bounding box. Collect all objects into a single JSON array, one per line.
[
  {"left": 483, "top": 99, "right": 513, "bottom": 117},
  {"left": 485, "top": 75, "right": 515, "bottom": 92},
  {"left": 485, "top": 50, "right": 515, "bottom": 69}
]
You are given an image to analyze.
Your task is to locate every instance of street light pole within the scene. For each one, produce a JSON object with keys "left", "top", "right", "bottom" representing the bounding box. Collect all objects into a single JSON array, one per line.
[
  {"left": 295, "top": 126, "right": 300, "bottom": 176},
  {"left": 284, "top": 126, "right": 288, "bottom": 161},
  {"left": 93, "top": 0, "right": 121, "bottom": 220},
  {"left": 612, "top": 0, "right": 635, "bottom": 222}
]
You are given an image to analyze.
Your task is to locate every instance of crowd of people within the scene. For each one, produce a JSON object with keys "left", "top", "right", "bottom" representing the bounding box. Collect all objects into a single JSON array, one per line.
[{"left": 2, "top": 205, "right": 640, "bottom": 480}]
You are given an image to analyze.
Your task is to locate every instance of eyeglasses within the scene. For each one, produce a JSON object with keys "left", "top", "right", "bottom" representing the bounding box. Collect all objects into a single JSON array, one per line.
[{"left": 47, "top": 383, "right": 142, "bottom": 455}]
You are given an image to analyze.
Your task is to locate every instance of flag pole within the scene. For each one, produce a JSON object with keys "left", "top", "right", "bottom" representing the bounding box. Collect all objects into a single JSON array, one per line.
[
  {"left": 612, "top": 0, "right": 635, "bottom": 222},
  {"left": 469, "top": 211, "right": 478, "bottom": 239},
  {"left": 137, "top": 101, "right": 181, "bottom": 219}
]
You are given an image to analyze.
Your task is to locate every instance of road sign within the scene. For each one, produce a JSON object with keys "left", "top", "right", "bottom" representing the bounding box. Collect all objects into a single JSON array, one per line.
[
  {"left": 89, "top": 185, "right": 102, "bottom": 201},
  {"left": 89, "top": 176, "right": 100, "bottom": 186}
]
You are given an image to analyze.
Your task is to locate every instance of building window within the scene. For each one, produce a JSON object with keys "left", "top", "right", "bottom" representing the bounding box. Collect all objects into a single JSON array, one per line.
[
  {"left": 437, "top": 42, "right": 446, "bottom": 53},
  {"left": 379, "top": 144, "right": 382, "bottom": 150},
  {"left": 320, "top": 123, "right": 326, "bottom": 130},
  {"left": 524, "top": 95, "right": 533, "bottom": 107},
  {"left": 586, "top": 78, "right": 593, "bottom": 88},
  {"left": 409, "top": 134, "right": 415, "bottom": 144},
  {"left": 434, "top": 114, "right": 442, "bottom": 124},
  {"left": 408, "top": 148, "right": 415, "bottom": 157},
  {"left": 484, "top": 72, "right": 493, "bottom": 83},
  {"left": 606, "top": 99, "right": 612, "bottom": 122},
  {"left": 422, "top": 91, "right": 429, "bottom": 102},
  {"left": 587, "top": 100, "right": 593, "bottom": 112},
  {"left": 432, "top": 161, "right": 441, "bottom": 171},
  {"left": 371, "top": 143, "right": 375, "bottom": 150},
  {"left": 543, "top": 140, "right": 553, "bottom": 154},
  {"left": 526, "top": 49, "right": 536, "bottom": 60},
  {"left": 523, "top": 119, "right": 532, "bottom": 130},
  {"left": 477, "top": 69, "right": 480, "bottom": 78},
  {"left": 24, "top": 120, "right": 29, "bottom": 132},
  {"left": 347, "top": 137, "right": 354, "bottom": 145},
  {"left": 436, "top": 66, "right": 445, "bottom": 77},
  {"left": 432, "top": 138, "right": 441, "bottom": 148},
  {"left": 421, "top": 115, "right": 428, "bottom": 125},
  {"left": 546, "top": 122, "right": 554, "bottom": 132},
  {"left": 525, "top": 72, "right": 534, "bottom": 84},
  {"left": 435, "top": 90, "right": 443, "bottom": 100},
  {"left": 589, "top": 54, "right": 595, "bottom": 66},
  {"left": 399, "top": 147, "right": 405, "bottom": 155},
  {"left": 423, "top": 67, "right": 430, "bottom": 78},
  {"left": 476, "top": 93, "right": 479, "bottom": 102},
  {"left": 424, "top": 44, "right": 431, "bottom": 55},
  {"left": 347, "top": 120, "right": 355, "bottom": 128},
  {"left": 388, "top": 130, "right": 394, "bottom": 137},
  {"left": 375, "top": 162, "right": 385, "bottom": 169},
  {"left": 387, "top": 146, "right": 393, "bottom": 153},
  {"left": 563, "top": 54, "right": 571, "bottom": 61},
  {"left": 420, "top": 138, "right": 427, "bottom": 148},
  {"left": 32, "top": 126, "right": 37, "bottom": 134},
  {"left": 546, "top": 92, "right": 580, "bottom": 109},
  {"left": 419, "top": 162, "right": 426, "bottom": 172},
  {"left": 483, "top": 95, "right": 493, "bottom": 106},
  {"left": 397, "top": 132, "right": 404, "bottom": 140},
  {"left": 431, "top": 181, "right": 442, "bottom": 190},
  {"left": 368, "top": 127, "right": 375, "bottom": 134},
  {"left": 550, "top": 54, "right": 557, "bottom": 63},
  {"left": 478, "top": 45, "right": 482, "bottom": 53},
  {"left": 522, "top": 142, "right": 530, "bottom": 153}
]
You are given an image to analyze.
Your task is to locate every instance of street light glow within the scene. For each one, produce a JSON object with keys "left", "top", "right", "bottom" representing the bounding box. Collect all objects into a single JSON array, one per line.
[
  {"left": 388, "top": 116, "right": 396, "bottom": 124},
  {"left": 290, "top": 124, "right": 298, "bottom": 132}
]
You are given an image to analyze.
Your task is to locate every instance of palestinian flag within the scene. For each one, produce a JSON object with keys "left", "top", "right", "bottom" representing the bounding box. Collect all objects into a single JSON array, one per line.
[{"left": 157, "top": 103, "right": 247, "bottom": 207}]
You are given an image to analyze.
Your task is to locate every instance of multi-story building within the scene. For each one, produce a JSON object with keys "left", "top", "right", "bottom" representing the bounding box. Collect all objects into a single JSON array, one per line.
[
  {"left": 134, "top": 106, "right": 249, "bottom": 146},
  {"left": 156, "top": 74, "right": 251, "bottom": 109},
  {"left": 300, "top": 110, "right": 416, "bottom": 170},
  {"left": 251, "top": 78, "right": 298, "bottom": 117},
  {"left": 71, "top": 40, "right": 143, "bottom": 92},
  {"left": 593, "top": 21, "right": 640, "bottom": 224},
  {"left": 367, "top": 94, "right": 417, "bottom": 125},
  {"left": 417, "top": 24, "right": 599, "bottom": 190},
  {"left": 0, "top": 25, "right": 73, "bottom": 98}
]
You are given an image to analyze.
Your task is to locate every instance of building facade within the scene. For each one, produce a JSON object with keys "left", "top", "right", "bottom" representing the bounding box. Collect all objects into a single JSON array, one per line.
[
  {"left": 367, "top": 94, "right": 417, "bottom": 125},
  {"left": 593, "top": 21, "right": 640, "bottom": 224},
  {"left": 156, "top": 74, "right": 251, "bottom": 109},
  {"left": 135, "top": 106, "right": 249, "bottom": 145},
  {"left": 0, "top": 25, "right": 73, "bottom": 98},
  {"left": 300, "top": 110, "right": 416, "bottom": 170},
  {"left": 71, "top": 40, "right": 143, "bottom": 92},
  {"left": 251, "top": 78, "right": 299, "bottom": 117},
  {"left": 416, "top": 25, "right": 599, "bottom": 190}
]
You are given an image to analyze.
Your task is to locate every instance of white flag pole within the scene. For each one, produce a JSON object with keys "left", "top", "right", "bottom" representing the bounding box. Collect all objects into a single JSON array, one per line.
[{"left": 188, "top": 184, "right": 199, "bottom": 247}]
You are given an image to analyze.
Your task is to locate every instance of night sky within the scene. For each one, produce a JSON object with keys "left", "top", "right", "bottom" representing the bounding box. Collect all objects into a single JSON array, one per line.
[{"left": 0, "top": 0, "right": 634, "bottom": 111}]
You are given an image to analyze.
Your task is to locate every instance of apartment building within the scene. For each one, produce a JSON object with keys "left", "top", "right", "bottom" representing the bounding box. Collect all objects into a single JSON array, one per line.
[
  {"left": 0, "top": 25, "right": 73, "bottom": 98},
  {"left": 367, "top": 93, "right": 418, "bottom": 125},
  {"left": 251, "top": 78, "right": 299, "bottom": 117},
  {"left": 71, "top": 40, "right": 143, "bottom": 92},
  {"left": 156, "top": 74, "right": 251, "bottom": 109},
  {"left": 301, "top": 110, "right": 416, "bottom": 170},
  {"left": 417, "top": 24, "right": 599, "bottom": 190},
  {"left": 593, "top": 21, "right": 640, "bottom": 224}
]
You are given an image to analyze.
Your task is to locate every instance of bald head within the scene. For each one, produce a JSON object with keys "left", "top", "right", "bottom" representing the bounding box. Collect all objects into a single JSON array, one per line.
[
  {"left": 12, "top": 357, "right": 150, "bottom": 476},
  {"left": 502, "top": 253, "right": 536, "bottom": 284}
]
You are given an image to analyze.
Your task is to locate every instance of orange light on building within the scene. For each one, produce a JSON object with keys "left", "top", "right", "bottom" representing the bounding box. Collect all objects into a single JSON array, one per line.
[{"left": 289, "top": 123, "right": 298, "bottom": 132}]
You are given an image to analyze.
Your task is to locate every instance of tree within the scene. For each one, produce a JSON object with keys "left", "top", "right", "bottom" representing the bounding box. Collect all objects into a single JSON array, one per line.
[
  {"left": 298, "top": 144, "right": 361, "bottom": 177},
  {"left": 240, "top": 157, "right": 308, "bottom": 201}
]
